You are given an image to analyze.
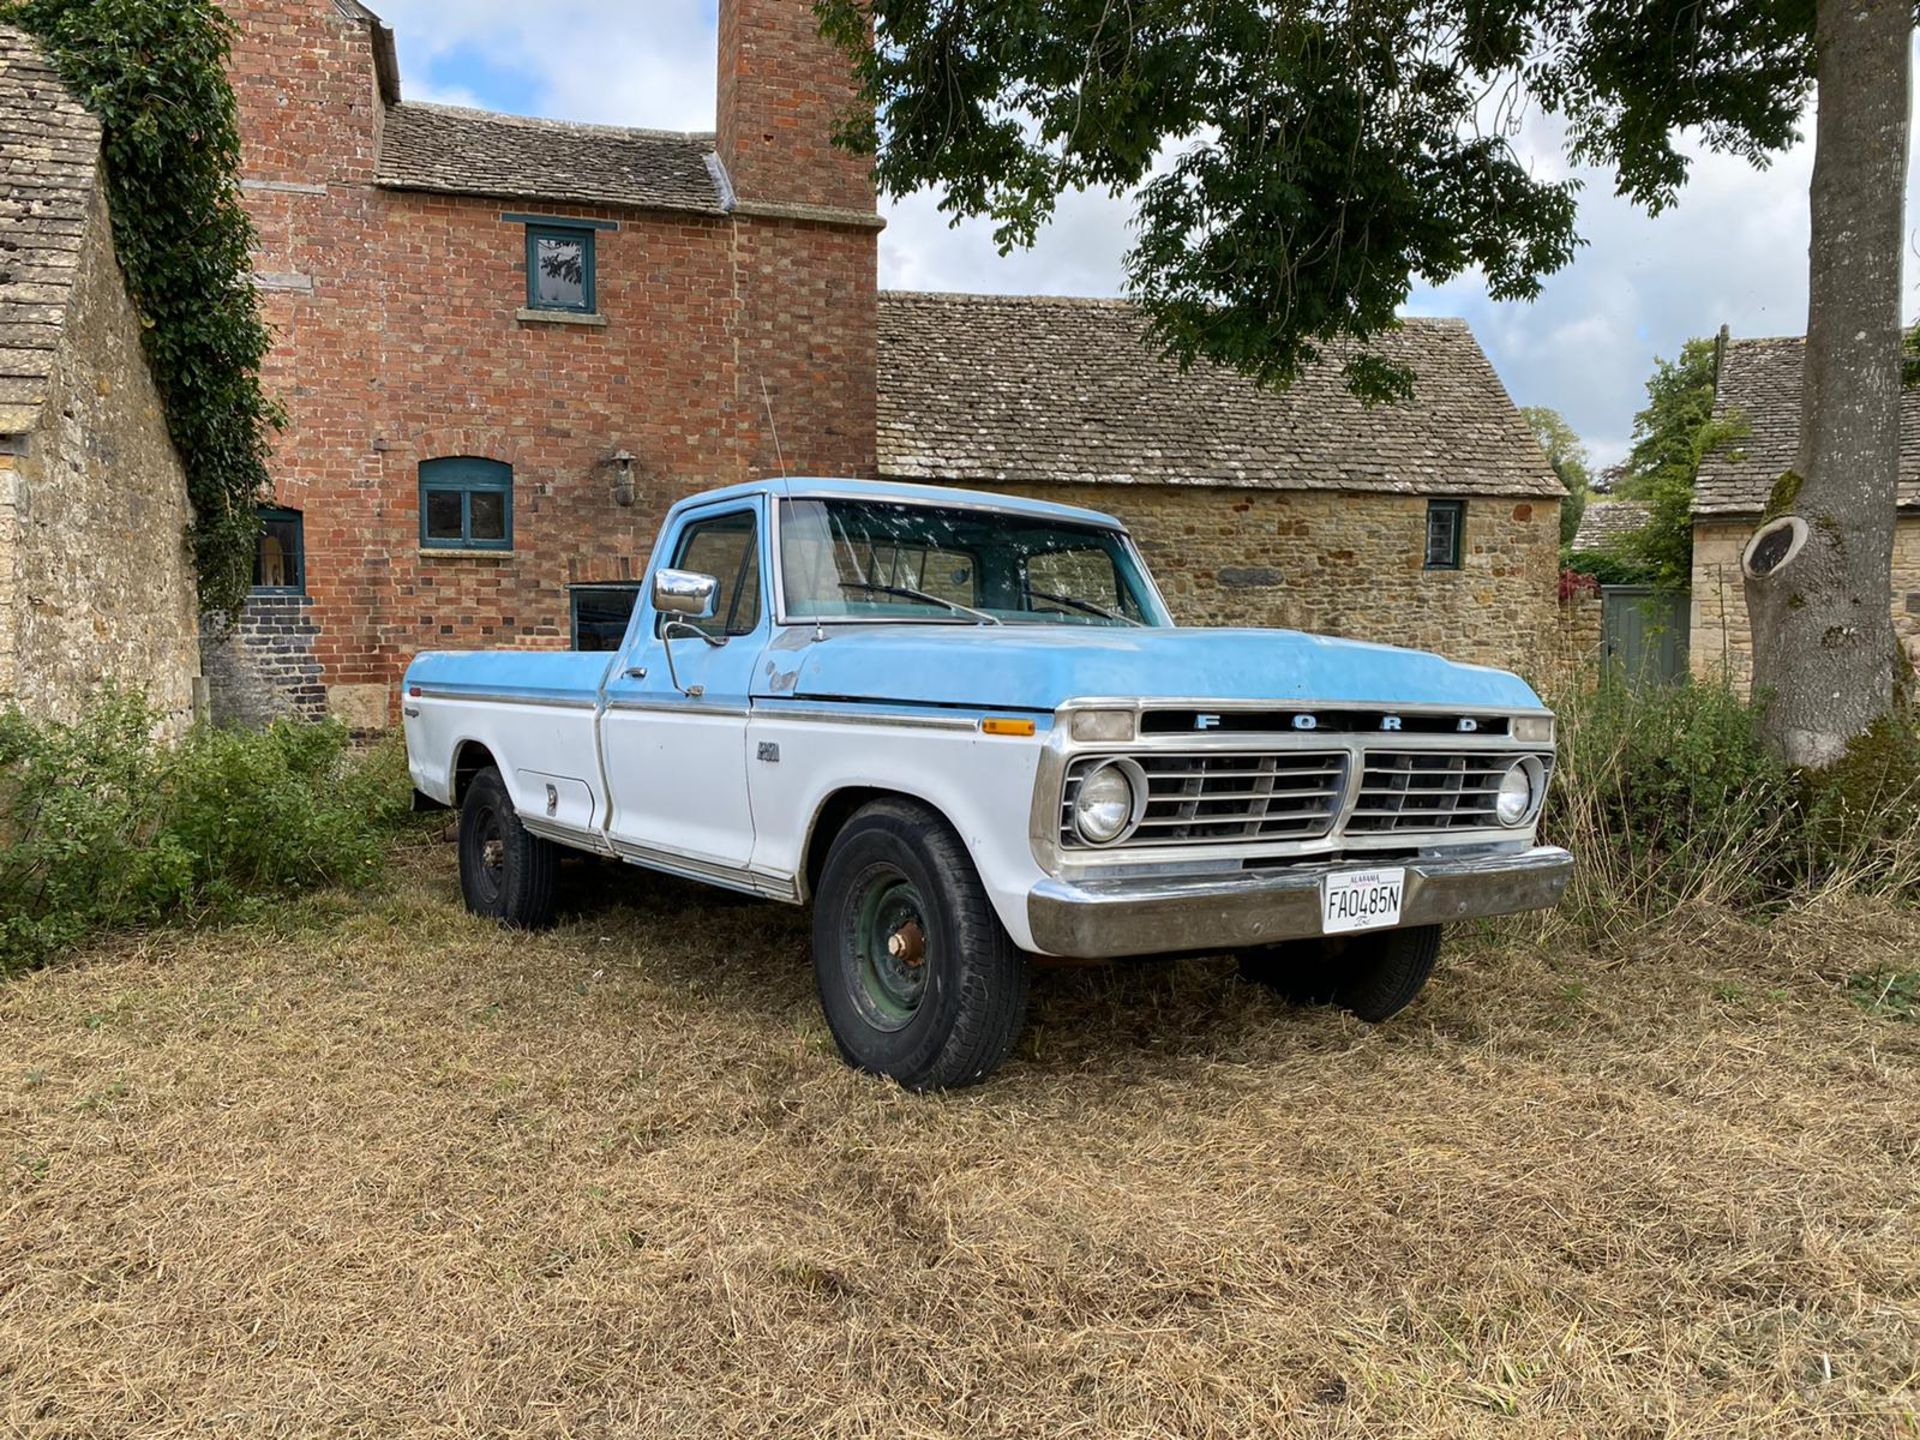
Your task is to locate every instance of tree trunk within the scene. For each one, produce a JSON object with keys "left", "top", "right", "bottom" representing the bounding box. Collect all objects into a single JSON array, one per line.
[{"left": 1743, "top": 0, "right": 1910, "bottom": 768}]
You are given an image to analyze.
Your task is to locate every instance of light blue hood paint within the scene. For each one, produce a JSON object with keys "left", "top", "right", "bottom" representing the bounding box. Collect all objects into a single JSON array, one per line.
[{"left": 761, "top": 626, "right": 1545, "bottom": 713}]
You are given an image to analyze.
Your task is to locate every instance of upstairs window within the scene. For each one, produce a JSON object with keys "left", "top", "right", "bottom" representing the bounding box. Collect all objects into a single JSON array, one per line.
[
  {"left": 526, "top": 223, "right": 595, "bottom": 314},
  {"left": 253, "top": 506, "right": 304, "bottom": 593},
  {"left": 1425, "top": 499, "right": 1465, "bottom": 570},
  {"left": 420, "top": 458, "right": 513, "bottom": 551}
]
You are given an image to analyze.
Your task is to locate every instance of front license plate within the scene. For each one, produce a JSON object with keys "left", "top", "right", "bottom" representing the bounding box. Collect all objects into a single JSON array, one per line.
[{"left": 1322, "top": 867, "right": 1406, "bottom": 935}]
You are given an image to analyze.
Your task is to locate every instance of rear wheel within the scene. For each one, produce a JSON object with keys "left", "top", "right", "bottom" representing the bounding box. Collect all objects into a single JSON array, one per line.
[
  {"left": 812, "top": 799, "right": 1029, "bottom": 1090},
  {"left": 1239, "top": 924, "right": 1441, "bottom": 1022},
  {"left": 458, "top": 766, "right": 557, "bottom": 929}
]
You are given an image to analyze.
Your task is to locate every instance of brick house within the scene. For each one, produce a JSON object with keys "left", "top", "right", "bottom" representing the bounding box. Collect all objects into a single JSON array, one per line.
[
  {"left": 214, "top": 0, "right": 1562, "bottom": 726},
  {"left": 1690, "top": 334, "right": 1920, "bottom": 685},
  {"left": 0, "top": 28, "right": 200, "bottom": 732}
]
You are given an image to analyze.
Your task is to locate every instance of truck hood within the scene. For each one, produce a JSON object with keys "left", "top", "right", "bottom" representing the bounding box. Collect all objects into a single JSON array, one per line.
[{"left": 761, "top": 626, "right": 1544, "bottom": 713}]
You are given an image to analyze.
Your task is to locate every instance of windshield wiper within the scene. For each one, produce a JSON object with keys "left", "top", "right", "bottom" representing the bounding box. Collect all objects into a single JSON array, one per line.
[
  {"left": 1025, "top": 586, "right": 1143, "bottom": 626},
  {"left": 839, "top": 581, "right": 1002, "bottom": 626}
]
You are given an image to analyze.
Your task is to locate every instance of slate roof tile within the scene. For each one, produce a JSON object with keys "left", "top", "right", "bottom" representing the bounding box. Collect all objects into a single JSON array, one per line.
[
  {"left": 876, "top": 293, "right": 1564, "bottom": 499},
  {"left": 374, "top": 102, "right": 726, "bottom": 214},
  {"left": 1695, "top": 335, "right": 1920, "bottom": 515},
  {"left": 1570, "top": 499, "right": 1650, "bottom": 552},
  {"left": 0, "top": 25, "right": 96, "bottom": 434}
]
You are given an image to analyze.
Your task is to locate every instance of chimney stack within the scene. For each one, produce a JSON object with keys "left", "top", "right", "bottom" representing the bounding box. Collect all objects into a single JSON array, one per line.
[{"left": 716, "top": 0, "right": 874, "bottom": 215}]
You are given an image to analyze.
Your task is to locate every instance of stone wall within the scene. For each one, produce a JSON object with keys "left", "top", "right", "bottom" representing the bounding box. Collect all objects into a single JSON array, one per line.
[
  {"left": 1691, "top": 516, "right": 1920, "bottom": 690},
  {"left": 0, "top": 185, "right": 199, "bottom": 733},
  {"left": 959, "top": 482, "right": 1563, "bottom": 676}
]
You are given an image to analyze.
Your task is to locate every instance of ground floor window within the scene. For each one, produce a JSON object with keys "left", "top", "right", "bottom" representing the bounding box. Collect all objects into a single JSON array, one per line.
[
  {"left": 421, "top": 457, "right": 513, "bottom": 550},
  {"left": 253, "top": 506, "right": 304, "bottom": 593},
  {"left": 1425, "top": 499, "right": 1465, "bottom": 570},
  {"left": 571, "top": 584, "right": 641, "bottom": 651}
]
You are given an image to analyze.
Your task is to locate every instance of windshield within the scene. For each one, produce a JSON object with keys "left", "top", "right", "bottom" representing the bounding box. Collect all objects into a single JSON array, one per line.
[{"left": 779, "top": 498, "right": 1169, "bottom": 628}]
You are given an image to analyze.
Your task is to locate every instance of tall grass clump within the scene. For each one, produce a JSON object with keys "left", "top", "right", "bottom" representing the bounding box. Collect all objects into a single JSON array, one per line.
[
  {"left": 0, "top": 693, "right": 420, "bottom": 976},
  {"left": 1540, "top": 678, "right": 1920, "bottom": 941}
]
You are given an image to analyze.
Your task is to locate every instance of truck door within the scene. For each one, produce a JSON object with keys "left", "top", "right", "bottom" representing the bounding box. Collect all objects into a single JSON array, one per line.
[{"left": 600, "top": 500, "right": 767, "bottom": 869}]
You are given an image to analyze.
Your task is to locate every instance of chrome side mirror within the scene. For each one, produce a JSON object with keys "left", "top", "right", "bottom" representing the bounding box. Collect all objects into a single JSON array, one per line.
[{"left": 654, "top": 568, "right": 719, "bottom": 621}]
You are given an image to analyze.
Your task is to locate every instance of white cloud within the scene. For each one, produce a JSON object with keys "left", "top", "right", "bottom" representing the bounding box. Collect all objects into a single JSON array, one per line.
[{"left": 370, "top": 3, "right": 1920, "bottom": 461}]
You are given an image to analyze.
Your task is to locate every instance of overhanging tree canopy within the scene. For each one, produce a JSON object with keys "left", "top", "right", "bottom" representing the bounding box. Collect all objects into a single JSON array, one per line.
[{"left": 819, "top": 0, "right": 1907, "bottom": 768}]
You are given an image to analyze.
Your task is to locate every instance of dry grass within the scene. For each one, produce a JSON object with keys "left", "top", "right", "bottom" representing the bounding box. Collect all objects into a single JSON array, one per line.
[{"left": 3, "top": 842, "right": 1919, "bottom": 1438}]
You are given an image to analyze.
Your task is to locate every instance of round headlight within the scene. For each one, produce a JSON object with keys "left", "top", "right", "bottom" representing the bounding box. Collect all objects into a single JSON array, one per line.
[
  {"left": 1073, "top": 760, "right": 1141, "bottom": 845},
  {"left": 1496, "top": 759, "right": 1537, "bottom": 827}
]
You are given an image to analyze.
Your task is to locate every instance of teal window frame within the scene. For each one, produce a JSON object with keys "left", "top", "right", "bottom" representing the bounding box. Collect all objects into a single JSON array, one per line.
[
  {"left": 1424, "top": 499, "right": 1465, "bottom": 570},
  {"left": 420, "top": 458, "right": 514, "bottom": 551},
  {"left": 252, "top": 505, "right": 305, "bottom": 595},
  {"left": 525, "top": 222, "right": 596, "bottom": 314}
]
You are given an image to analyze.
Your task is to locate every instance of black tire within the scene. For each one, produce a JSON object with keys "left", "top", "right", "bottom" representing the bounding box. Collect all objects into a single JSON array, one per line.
[
  {"left": 1239, "top": 924, "right": 1442, "bottom": 1023},
  {"left": 458, "top": 766, "right": 558, "bottom": 929},
  {"left": 812, "top": 799, "right": 1029, "bottom": 1090}
]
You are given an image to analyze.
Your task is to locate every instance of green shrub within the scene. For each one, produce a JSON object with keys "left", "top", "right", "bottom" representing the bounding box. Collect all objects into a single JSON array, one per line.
[
  {"left": 1539, "top": 679, "right": 1920, "bottom": 937},
  {"left": 0, "top": 695, "right": 421, "bottom": 976}
]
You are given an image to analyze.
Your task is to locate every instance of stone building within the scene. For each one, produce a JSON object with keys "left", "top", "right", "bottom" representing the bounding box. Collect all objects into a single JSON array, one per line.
[
  {"left": 216, "top": 0, "right": 1562, "bottom": 725},
  {"left": 1690, "top": 335, "right": 1920, "bottom": 686},
  {"left": 0, "top": 28, "right": 200, "bottom": 732},
  {"left": 879, "top": 294, "right": 1564, "bottom": 669}
]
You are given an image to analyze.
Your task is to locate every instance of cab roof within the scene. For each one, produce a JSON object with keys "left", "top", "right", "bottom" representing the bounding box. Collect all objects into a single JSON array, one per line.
[{"left": 665, "top": 477, "right": 1129, "bottom": 532}]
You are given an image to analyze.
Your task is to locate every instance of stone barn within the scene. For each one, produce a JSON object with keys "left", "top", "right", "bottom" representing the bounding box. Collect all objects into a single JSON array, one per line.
[
  {"left": 0, "top": 29, "right": 201, "bottom": 732},
  {"left": 878, "top": 294, "right": 1565, "bottom": 672},
  {"left": 1690, "top": 334, "right": 1920, "bottom": 686}
]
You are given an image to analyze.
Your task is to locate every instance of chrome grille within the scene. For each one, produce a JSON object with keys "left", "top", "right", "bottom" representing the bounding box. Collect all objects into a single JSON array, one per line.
[
  {"left": 1061, "top": 751, "right": 1349, "bottom": 849},
  {"left": 1346, "top": 751, "right": 1543, "bottom": 833}
]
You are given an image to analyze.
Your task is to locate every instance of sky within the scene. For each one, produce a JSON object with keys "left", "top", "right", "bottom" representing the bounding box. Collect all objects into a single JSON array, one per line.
[{"left": 372, "top": 0, "right": 1920, "bottom": 469}]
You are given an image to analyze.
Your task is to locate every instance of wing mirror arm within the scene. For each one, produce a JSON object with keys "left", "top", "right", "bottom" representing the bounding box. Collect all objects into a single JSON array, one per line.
[
  {"left": 661, "top": 620, "right": 725, "bottom": 697},
  {"left": 651, "top": 568, "right": 726, "bottom": 698}
]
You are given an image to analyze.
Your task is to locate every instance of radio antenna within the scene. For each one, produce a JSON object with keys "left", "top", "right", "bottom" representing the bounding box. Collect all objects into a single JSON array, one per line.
[{"left": 759, "top": 376, "right": 789, "bottom": 479}]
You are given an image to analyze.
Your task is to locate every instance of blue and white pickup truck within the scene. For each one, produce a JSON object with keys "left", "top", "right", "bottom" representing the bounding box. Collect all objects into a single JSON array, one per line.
[{"left": 404, "top": 478, "right": 1571, "bottom": 1088}]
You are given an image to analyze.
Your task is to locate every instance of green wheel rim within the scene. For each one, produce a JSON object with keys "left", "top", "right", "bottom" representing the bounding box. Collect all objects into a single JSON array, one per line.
[
  {"left": 849, "top": 869, "right": 930, "bottom": 1032},
  {"left": 472, "top": 805, "right": 505, "bottom": 904}
]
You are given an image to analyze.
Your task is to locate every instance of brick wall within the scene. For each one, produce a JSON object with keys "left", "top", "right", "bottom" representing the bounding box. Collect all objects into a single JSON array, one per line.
[
  {"left": 0, "top": 186, "right": 200, "bottom": 734},
  {"left": 1692, "top": 515, "right": 1920, "bottom": 690},
  {"left": 201, "top": 594, "right": 326, "bottom": 726},
  {"left": 718, "top": 0, "right": 872, "bottom": 211},
  {"left": 216, "top": 0, "right": 879, "bottom": 726},
  {"left": 961, "top": 482, "right": 1562, "bottom": 675}
]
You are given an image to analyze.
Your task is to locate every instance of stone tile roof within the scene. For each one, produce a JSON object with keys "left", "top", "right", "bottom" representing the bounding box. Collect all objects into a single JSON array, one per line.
[
  {"left": 0, "top": 26, "right": 100, "bottom": 436},
  {"left": 875, "top": 293, "right": 1563, "bottom": 499},
  {"left": 1694, "top": 334, "right": 1920, "bottom": 516},
  {"left": 1570, "top": 499, "right": 1651, "bottom": 552},
  {"left": 375, "top": 103, "right": 726, "bottom": 215}
]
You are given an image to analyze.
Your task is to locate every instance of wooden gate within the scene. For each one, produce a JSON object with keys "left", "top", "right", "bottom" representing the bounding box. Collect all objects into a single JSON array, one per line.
[{"left": 1601, "top": 585, "right": 1689, "bottom": 685}]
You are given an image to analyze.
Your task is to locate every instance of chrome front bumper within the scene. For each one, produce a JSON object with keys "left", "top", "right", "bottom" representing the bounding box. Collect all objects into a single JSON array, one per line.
[{"left": 1027, "top": 846, "right": 1574, "bottom": 959}]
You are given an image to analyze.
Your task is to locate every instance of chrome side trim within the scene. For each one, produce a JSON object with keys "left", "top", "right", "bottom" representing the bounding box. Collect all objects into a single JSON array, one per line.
[
  {"left": 413, "top": 688, "right": 597, "bottom": 711},
  {"left": 605, "top": 696, "right": 753, "bottom": 719},
  {"left": 609, "top": 838, "right": 801, "bottom": 903},
  {"left": 1028, "top": 845, "right": 1574, "bottom": 959},
  {"left": 521, "top": 814, "right": 617, "bottom": 856},
  {"left": 751, "top": 703, "right": 980, "bottom": 733}
]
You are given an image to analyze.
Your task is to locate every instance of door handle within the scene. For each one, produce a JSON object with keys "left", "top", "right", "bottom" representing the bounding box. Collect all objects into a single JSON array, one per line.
[{"left": 625, "top": 666, "right": 647, "bottom": 680}]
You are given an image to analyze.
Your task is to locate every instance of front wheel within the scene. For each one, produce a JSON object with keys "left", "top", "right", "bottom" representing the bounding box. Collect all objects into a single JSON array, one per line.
[
  {"left": 458, "top": 766, "right": 557, "bottom": 929},
  {"left": 812, "top": 799, "right": 1029, "bottom": 1090},
  {"left": 1239, "top": 924, "right": 1441, "bottom": 1022}
]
